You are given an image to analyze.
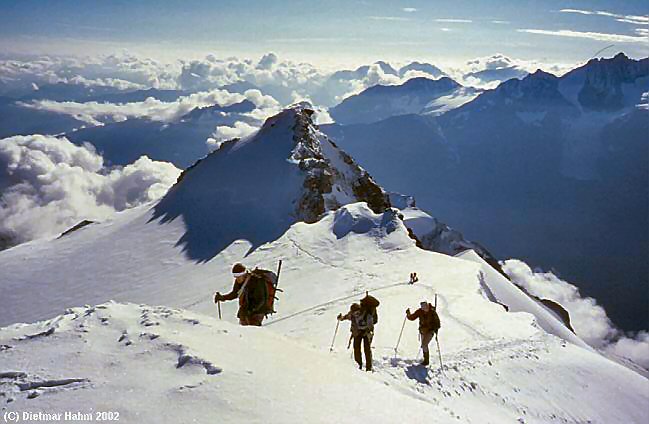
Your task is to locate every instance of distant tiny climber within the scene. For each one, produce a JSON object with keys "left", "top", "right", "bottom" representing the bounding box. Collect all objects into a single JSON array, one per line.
[
  {"left": 214, "top": 263, "right": 279, "bottom": 326},
  {"left": 409, "top": 272, "right": 419, "bottom": 284},
  {"left": 406, "top": 301, "right": 440, "bottom": 366},
  {"left": 338, "top": 293, "right": 380, "bottom": 371}
]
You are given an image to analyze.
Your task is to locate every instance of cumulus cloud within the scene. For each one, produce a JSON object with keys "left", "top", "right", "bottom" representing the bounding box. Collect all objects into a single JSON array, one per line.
[
  {"left": 20, "top": 88, "right": 280, "bottom": 126},
  {"left": 0, "top": 52, "right": 178, "bottom": 97},
  {"left": 0, "top": 50, "right": 581, "bottom": 115},
  {"left": 503, "top": 259, "right": 649, "bottom": 369},
  {"left": 518, "top": 28, "right": 648, "bottom": 44},
  {"left": 176, "top": 54, "right": 328, "bottom": 106},
  {"left": 206, "top": 121, "right": 258, "bottom": 150},
  {"left": 257, "top": 52, "right": 279, "bottom": 70},
  {"left": 0, "top": 134, "right": 181, "bottom": 245},
  {"left": 449, "top": 53, "right": 576, "bottom": 88}
]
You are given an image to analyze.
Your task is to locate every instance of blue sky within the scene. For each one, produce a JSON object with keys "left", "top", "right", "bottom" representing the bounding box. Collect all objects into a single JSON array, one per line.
[{"left": 1, "top": 0, "right": 647, "bottom": 66}]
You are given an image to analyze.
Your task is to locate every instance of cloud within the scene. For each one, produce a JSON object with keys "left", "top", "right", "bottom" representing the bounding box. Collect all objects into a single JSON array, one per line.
[
  {"left": 20, "top": 88, "right": 281, "bottom": 126},
  {"left": 257, "top": 52, "right": 278, "bottom": 70},
  {"left": 606, "top": 332, "right": 649, "bottom": 368},
  {"left": 435, "top": 18, "right": 473, "bottom": 23},
  {"left": 206, "top": 121, "right": 258, "bottom": 150},
  {"left": 0, "top": 52, "right": 178, "bottom": 97},
  {"left": 502, "top": 259, "right": 649, "bottom": 369},
  {"left": 451, "top": 54, "right": 529, "bottom": 88},
  {"left": 403, "top": 8, "right": 417, "bottom": 13},
  {"left": 491, "top": 20, "right": 510, "bottom": 25},
  {"left": 368, "top": 16, "right": 410, "bottom": 22},
  {"left": 176, "top": 54, "right": 328, "bottom": 106},
  {"left": 559, "top": 9, "right": 649, "bottom": 26},
  {"left": 635, "top": 28, "right": 649, "bottom": 37},
  {"left": 518, "top": 28, "right": 648, "bottom": 44},
  {"left": 0, "top": 134, "right": 181, "bottom": 245}
]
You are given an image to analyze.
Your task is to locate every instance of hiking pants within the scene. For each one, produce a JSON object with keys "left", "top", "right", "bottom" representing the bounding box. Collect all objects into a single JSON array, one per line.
[
  {"left": 353, "top": 333, "right": 372, "bottom": 371},
  {"left": 420, "top": 330, "right": 434, "bottom": 353},
  {"left": 239, "top": 314, "right": 264, "bottom": 326}
]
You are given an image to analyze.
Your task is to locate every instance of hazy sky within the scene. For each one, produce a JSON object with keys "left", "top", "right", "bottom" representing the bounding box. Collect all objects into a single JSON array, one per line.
[{"left": 1, "top": 0, "right": 647, "bottom": 67}]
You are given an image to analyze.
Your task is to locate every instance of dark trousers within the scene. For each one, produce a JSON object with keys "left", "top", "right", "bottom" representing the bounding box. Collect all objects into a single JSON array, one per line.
[{"left": 353, "top": 333, "right": 372, "bottom": 371}]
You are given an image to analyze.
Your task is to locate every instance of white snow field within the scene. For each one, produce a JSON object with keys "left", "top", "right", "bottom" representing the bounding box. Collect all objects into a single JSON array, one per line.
[{"left": 1, "top": 106, "right": 648, "bottom": 423}]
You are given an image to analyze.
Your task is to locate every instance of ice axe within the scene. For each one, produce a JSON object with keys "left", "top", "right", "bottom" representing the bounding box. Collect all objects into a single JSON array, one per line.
[
  {"left": 217, "top": 300, "right": 222, "bottom": 320},
  {"left": 434, "top": 294, "right": 443, "bottom": 370}
]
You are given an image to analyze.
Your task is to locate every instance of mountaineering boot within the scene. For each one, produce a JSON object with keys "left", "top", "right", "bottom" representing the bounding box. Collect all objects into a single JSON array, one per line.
[{"left": 421, "top": 351, "right": 429, "bottom": 366}]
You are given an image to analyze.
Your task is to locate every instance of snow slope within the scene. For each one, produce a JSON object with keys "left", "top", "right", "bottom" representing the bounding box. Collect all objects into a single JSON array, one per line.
[
  {"left": 0, "top": 302, "right": 450, "bottom": 423},
  {"left": 455, "top": 250, "right": 587, "bottom": 348},
  {"left": 2, "top": 203, "right": 648, "bottom": 423}
]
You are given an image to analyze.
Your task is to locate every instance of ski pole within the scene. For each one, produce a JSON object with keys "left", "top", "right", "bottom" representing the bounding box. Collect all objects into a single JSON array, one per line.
[
  {"left": 435, "top": 332, "right": 443, "bottom": 370},
  {"left": 217, "top": 300, "right": 222, "bottom": 320},
  {"left": 394, "top": 315, "right": 407, "bottom": 357},
  {"left": 330, "top": 319, "right": 340, "bottom": 353}
]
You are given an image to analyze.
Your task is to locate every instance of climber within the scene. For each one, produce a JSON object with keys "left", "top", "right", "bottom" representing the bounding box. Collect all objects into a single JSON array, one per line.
[
  {"left": 214, "top": 263, "right": 278, "bottom": 326},
  {"left": 338, "top": 293, "right": 380, "bottom": 371},
  {"left": 406, "top": 300, "right": 440, "bottom": 366}
]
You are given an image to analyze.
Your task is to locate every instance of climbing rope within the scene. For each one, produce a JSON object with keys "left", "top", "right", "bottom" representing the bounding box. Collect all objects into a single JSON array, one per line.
[{"left": 264, "top": 281, "right": 408, "bottom": 326}]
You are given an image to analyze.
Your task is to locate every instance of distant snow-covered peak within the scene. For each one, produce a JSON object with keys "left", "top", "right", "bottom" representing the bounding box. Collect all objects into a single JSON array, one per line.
[
  {"left": 559, "top": 53, "right": 649, "bottom": 112},
  {"left": 329, "top": 77, "right": 469, "bottom": 124}
]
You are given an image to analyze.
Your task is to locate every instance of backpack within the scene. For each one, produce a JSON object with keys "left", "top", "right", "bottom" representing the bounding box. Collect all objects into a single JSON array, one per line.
[
  {"left": 241, "top": 268, "right": 279, "bottom": 316},
  {"left": 360, "top": 294, "right": 380, "bottom": 325},
  {"left": 351, "top": 310, "right": 374, "bottom": 335}
]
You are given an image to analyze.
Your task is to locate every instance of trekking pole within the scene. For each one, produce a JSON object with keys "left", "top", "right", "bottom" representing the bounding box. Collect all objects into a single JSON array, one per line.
[
  {"left": 329, "top": 319, "right": 340, "bottom": 353},
  {"left": 435, "top": 332, "right": 443, "bottom": 370},
  {"left": 394, "top": 315, "right": 407, "bottom": 357},
  {"left": 217, "top": 300, "right": 222, "bottom": 320}
]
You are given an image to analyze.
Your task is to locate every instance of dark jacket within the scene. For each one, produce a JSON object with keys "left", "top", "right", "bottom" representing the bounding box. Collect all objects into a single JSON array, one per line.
[
  {"left": 219, "top": 276, "right": 248, "bottom": 318},
  {"left": 407, "top": 304, "right": 440, "bottom": 333}
]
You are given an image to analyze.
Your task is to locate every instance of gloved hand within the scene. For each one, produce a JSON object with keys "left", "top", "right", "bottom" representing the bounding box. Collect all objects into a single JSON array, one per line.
[
  {"left": 214, "top": 292, "right": 222, "bottom": 303},
  {"left": 406, "top": 308, "right": 410, "bottom": 315},
  {"left": 337, "top": 313, "right": 343, "bottom": 321}
]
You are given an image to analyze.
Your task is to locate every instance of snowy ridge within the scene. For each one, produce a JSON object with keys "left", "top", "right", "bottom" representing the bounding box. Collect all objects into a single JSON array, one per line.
[
  {"left": 455, "top": 250, "right": 587, "bottom": 348},
  {"left": 1, "top": 203, "right": 648, "bottom": 423}
]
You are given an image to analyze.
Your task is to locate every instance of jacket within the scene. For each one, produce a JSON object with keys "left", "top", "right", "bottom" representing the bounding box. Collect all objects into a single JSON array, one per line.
[{"left": 407, "top": 304, "right": 440, "bottom": 333}]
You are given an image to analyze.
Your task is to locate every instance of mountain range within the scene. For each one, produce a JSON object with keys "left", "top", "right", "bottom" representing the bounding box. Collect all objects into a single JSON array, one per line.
[
  {"left": 1, "top": 105, "right": 647, "bottom": 422},
  {"left": 322, "top": 53, "right": 649, "bottom": 331}
]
